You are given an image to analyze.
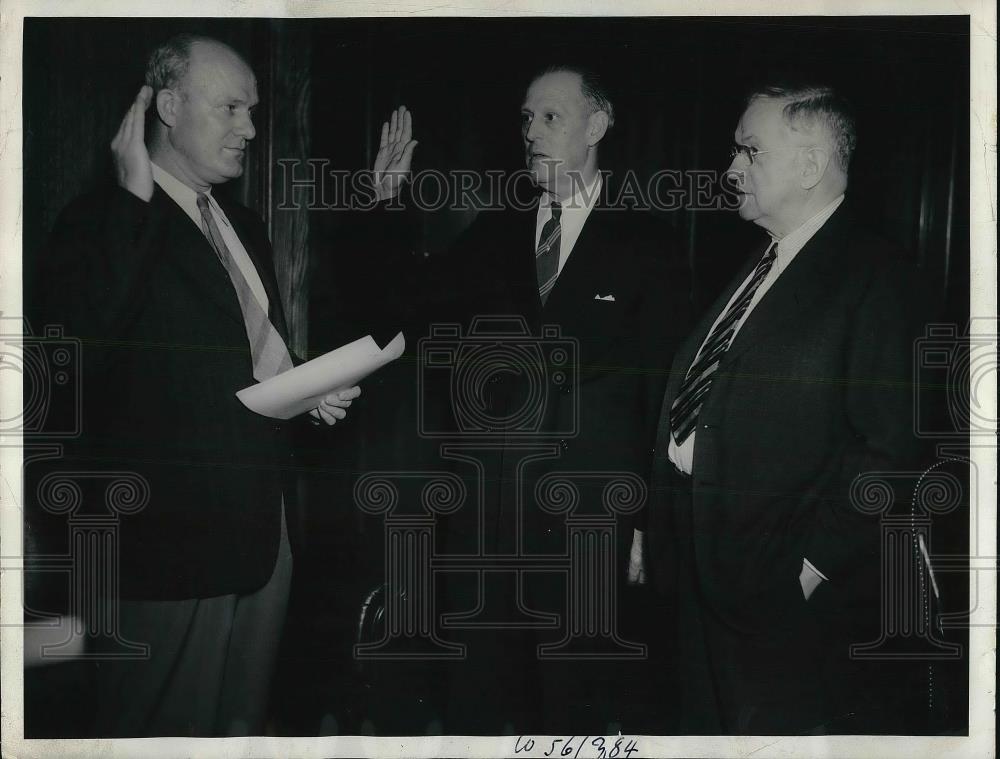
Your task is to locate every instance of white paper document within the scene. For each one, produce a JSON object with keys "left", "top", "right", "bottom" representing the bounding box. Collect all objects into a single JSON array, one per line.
[{"left": 236, "top": 332, "right": 405, "bottom": 419}]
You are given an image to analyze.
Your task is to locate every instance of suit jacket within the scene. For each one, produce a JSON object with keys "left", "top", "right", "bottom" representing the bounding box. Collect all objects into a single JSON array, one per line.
[
  {"left": 374, "top": 191, "right": 691, "bottom": 584},
  {"left": 647, "top": 204, "right": 923, "bottom": 635},
  {"left": 34, "top": 184, "right": 295, "bottom": 601}
]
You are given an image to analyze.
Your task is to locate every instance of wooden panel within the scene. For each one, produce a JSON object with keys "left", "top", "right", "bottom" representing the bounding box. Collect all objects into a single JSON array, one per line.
[{"left": 265, "top": 22, "right": 312, "bottom": 357}]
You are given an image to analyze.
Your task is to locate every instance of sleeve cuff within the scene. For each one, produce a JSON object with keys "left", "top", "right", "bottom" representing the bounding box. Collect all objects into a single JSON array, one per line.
[{"left": 803, "top": 557, "right": 829, "bottom": 582}]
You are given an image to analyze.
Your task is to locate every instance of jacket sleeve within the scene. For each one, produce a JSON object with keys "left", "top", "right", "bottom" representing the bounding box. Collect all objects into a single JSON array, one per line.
[
  {"left": 632, "top": 223, "right": 693, "bottom": 534},
  {"left": 802, "top": 255, "right": 928, "bottom": 579}
]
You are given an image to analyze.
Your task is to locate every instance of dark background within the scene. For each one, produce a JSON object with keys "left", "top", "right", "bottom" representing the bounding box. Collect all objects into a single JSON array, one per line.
[{"left": 23, "top": 15, "right": 971, "bottom": 737}]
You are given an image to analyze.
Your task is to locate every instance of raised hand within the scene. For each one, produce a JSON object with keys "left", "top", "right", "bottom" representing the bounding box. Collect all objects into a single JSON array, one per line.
[
  {"left": 372, "top": 105, "right": 418, "bottom": 202},
  {"left": 111, "top": 85, "right": 155, "bottom": 201}
]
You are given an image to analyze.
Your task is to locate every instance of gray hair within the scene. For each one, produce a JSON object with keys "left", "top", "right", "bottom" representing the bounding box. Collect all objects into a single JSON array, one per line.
[
  {"left": 538, "top": 64, "right": 616, "bottom": 130},
  {"left": 144, "top": 33, "right": 215, "bottom": 94},
  {"left": 748, "top": 84, "right": 857, "bottom": 172}
]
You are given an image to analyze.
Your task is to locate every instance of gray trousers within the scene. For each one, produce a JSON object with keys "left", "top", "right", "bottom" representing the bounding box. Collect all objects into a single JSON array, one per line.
[{"left": 93, "top": 508, "right": 293, "bottom": 737}]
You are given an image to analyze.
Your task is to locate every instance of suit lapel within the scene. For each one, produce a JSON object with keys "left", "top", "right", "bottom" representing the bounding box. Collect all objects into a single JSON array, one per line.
[
  {"left": 541, "top": 200, "right": 607, "bottom": 319},
  {"left": 153, "top": 188, "right": 245, "bottom": 330},
  {"left": 508, "top": 201, "right": 544, "bottom": 326},
  {"left": 662, "top": 242, "right": 768, "bottom": 406},
  {"left": 720, "top": 207, "right": 848, "bottom": 368}
]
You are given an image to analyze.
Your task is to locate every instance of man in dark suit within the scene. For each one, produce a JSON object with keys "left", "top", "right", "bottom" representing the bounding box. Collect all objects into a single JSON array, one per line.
[
  {"left": 34, "top": 34, "right": 358, "bottom": 736},
  {"left": 643, "top": 84, "right": 923, "bottom": 733},
  {"left": 365, "top": 67, "right": 690, "bottom": 733}
]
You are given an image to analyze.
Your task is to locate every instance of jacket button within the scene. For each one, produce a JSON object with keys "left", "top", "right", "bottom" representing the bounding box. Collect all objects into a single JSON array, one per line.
[{"left": 558, "top": 439, "right": 569, "bottom": 451}]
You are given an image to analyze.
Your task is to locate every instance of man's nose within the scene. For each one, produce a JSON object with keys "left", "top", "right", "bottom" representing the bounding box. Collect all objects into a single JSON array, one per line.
[
  {"left": 235, "top": 112, "right": 256, "bottom": 141},
  {"left": 724, "top": 160, "right": 744, "bottom": 185},
  {"left": 523, "top": 118, "right": 540, "bottom": 143}
]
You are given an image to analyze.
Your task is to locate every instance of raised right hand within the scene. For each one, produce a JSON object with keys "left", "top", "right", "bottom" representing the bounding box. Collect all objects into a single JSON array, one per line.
[
  {"left": 373, "top": 105, "right": 418, "bottom": 202},
  {"left": 111, "top": 85, "right": 154, "bottom": 202}
]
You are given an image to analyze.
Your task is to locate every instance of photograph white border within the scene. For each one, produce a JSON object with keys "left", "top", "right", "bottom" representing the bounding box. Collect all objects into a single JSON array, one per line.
[{"left": 1, "top": 1, "right": 995, "bottom": 757}]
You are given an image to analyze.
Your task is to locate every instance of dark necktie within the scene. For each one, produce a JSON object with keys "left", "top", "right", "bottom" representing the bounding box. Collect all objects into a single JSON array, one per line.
[
  {"left": 196, "top": 193, "right": 293, "bottom": 382},
  {"left": 536, "top": 201, "right": 562, "bottom": 304},
  {"left": 670, "top": 243, "right": 778, "bottom": 445}
]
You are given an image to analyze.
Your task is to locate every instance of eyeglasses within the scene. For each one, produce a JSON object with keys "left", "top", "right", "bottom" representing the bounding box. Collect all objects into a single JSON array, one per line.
[{"left": 729, "top": 143, "right": 813, "bottom": 166}]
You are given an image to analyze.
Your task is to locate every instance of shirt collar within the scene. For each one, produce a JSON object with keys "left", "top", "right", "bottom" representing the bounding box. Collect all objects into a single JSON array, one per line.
[
  {"left": 151, "top": 163, "right": 230, "bottom": 228},
  {"left": 541, "top": 172, "right": 603, "bottom": 216},
  {"left": 770, "top": 194, "right": 845, "bottom": 261}
]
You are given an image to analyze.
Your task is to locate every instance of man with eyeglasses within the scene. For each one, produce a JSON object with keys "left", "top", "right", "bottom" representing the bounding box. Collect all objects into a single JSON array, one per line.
[{"left": 641, "top": 83, "right": 925, "bottom": 733}]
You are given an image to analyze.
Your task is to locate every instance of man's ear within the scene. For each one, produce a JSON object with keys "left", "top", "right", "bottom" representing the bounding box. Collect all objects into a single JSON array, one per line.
[
  {"left": 800, "top": 146, "right": 831, "bottom": 190},
  {"left": 156, "top": 88, "right": 180, "bottom": 128},
  {"left": 587, "top": 110, "right": 610, "bottom": 147}
]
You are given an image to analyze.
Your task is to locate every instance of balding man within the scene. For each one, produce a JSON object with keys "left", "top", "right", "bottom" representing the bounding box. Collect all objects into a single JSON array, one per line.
[
  {"left": 645, "top": 84, "right": 922, "bottom": 733},
  {"left": 366, "top": 65, "right": 691, "bottom": 734},
  {"left": 37, "top": 34, "right": 357, "bottom": 736}
]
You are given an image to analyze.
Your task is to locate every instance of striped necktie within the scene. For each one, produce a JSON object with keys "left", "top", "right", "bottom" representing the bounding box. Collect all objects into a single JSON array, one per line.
[
  {"left": 196, "top": 193, "right": 293, "bottom": 382},
  {"left": 536, "top": 201, "right": 562, "bottom": 304},
  {"left": 670, "top": 243, "right": 778, "bottom": 445}
]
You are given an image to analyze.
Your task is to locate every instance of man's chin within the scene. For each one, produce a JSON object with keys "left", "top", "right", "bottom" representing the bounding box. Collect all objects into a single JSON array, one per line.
[
  {"left": 221, "top": 162, "right": 245, "bottom": 180},
  {"left": 527, "top": 169, "right": 548, "bottom": 189}
]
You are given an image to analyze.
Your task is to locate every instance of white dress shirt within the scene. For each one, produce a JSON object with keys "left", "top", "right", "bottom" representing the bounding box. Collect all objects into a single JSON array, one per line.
[
  {"left": 534, "top": 173, "right": 603, "bottom": 276},
  {"left": 667, "top": 194, "right": 845, "bottom": 581},
  {"left": 152, "top": 163, "right": 269, "bottom": 312}
]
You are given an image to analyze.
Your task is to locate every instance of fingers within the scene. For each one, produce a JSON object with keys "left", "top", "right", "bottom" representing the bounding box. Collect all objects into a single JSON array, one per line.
[
  {"left": 113, "top": 86, "right": 150, "bottom": 150},
  {"left": 384, "top": 106, "right": 410, "bottom": 146},
  {"left": 132, "top": 86, "right": 152, "bottom": 143},
  {"left": 321, "top": 386, "right": 361, "bottom": 407},
  {"left": 313, "top": 400, "right": 346, "bottom": 425},
  {"left": 317, "top": 405, "right": 340, "bottom": 425},
  {"left": 112, "top": 107, "right": 130, "bottom": 150},
  {"left": 338, "top": 385, "right": 362, "bottom": 401},
  {"left": 313, "top": 385, "right": 361, "bottom": 426},
  {"left": 138, "top": 84, "right": 153, "bottom": 110},
  {"left": 401, "top": 108, "right": 412, "bottom": 144},
  {"left": 309, "top": 405, "right": 340, "bottom": 426}
]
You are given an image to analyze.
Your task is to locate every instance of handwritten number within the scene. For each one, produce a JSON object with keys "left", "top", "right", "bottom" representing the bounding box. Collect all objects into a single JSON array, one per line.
[
  {"left": 609, "top": 737, "right": 622, "bottom": 758},
  {"left": 544, "top": 738, "right": 562, "bottom": 757},
  {"left": 623, "top": 739, "right": 638, "bottom": 758},
  {"left": 592, "top": 736, "right": 607, "bottom": 758},
  {"left": 561, "top": 736, "right": 575, "bottom": 756},
  {"left": 515, "top": 736, "right": 535, "bottom": 754}
]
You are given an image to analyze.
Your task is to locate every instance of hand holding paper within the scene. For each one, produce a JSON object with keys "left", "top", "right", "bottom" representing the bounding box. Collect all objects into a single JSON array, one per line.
[
  {"left": 309, "top": 386, "right": 361, "bottom": 426},
  {"left": 237, "top": 332, "right": 405, "bottom": 420}
]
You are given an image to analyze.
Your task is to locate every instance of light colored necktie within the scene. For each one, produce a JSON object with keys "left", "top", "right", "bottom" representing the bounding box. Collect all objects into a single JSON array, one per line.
[
  {"left": 670, "top": 243, "right": 778, "bottom": 445},
  {"left": 196, "top": 193, "right": 293, "bottom": 382},
  {"left": 536, "top": 201, "right": 562, "bottom": 304}
]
